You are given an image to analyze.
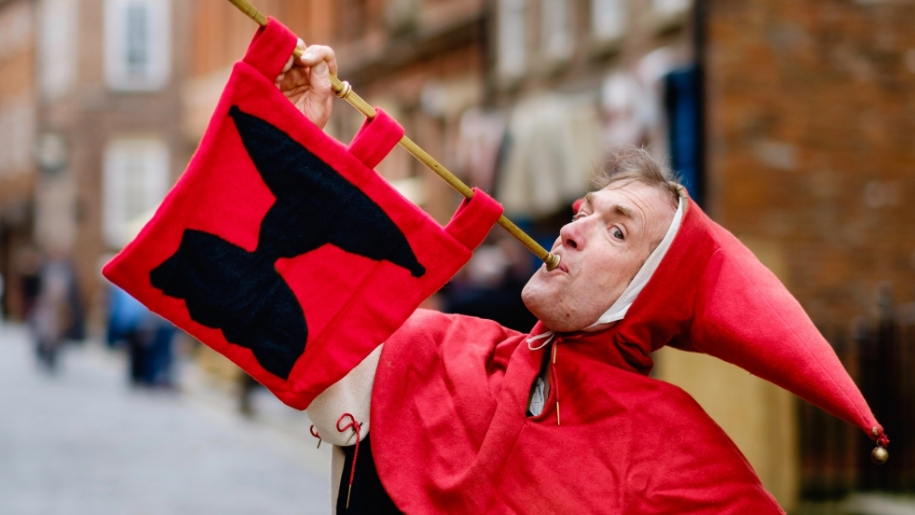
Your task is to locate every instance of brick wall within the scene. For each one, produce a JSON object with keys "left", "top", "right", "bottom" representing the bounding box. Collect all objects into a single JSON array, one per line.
[
  {"left": 0, "top": 0, "right": 36, "bottom": 319},
  {"left": 706, "top": 0, "right": 915, "bottom": 326}
]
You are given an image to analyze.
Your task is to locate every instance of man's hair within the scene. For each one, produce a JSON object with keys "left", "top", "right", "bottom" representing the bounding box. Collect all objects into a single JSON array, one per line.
[{"left": 593, "top": 146, "right": 683, "bottom": 209}]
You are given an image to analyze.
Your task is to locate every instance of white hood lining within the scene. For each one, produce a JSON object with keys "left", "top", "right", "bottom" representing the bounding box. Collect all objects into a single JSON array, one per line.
[{"left": 587, "top": 195, "right": 686, "bottom": 328}]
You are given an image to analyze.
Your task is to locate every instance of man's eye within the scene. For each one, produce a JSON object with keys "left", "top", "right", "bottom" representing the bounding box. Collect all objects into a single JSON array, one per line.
[{"left": 612, "top": 227, "right": 624, "bottom": 240}]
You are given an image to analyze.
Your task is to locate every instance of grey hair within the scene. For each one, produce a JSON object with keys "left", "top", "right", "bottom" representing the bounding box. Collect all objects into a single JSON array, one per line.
[{"left": 593, "top": 146, "right": 683, "bottom": 209}]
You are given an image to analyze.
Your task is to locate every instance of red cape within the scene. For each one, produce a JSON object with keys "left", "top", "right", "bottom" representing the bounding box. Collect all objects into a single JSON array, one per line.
[
  {"left": 368, "top": 197, "right": 883, "bottom": 513},
  {"left": 371, "top": 311, "right": 783, "bottom": 514}
]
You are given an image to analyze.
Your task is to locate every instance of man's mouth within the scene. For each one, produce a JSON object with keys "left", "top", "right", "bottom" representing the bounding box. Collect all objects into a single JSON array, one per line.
[{"left": 548, "top": 259, "right": 569, "bottom": 274}]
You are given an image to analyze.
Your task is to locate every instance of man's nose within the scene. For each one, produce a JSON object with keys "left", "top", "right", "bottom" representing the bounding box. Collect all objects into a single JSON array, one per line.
[{"left": 559, "top": 221, "right": 584, "bottom": 250}]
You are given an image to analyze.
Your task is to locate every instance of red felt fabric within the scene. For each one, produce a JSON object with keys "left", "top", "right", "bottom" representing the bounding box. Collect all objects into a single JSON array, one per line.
[
  {"left": 371, "top": 196, "right": 883, "bottom": 513},
  {"left": 102, "top": 18, "right": 503, "bottom": 410},
  {"left": 348, "top": 109, "right": 404, "bottom": 169},
  {"left": 372, "top": 312, "right": 784, "bottom": 514},
  {"left": 628, "top": 200, "right": 883, "bottom": 440}
]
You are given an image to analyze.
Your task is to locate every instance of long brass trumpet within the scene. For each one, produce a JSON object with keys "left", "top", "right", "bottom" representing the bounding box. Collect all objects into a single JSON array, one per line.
[{"left": 225, "top": 0, "right": 561, "bottom": 271}]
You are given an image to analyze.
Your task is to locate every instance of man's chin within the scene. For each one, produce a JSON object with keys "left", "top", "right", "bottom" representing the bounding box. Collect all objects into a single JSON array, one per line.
[
  {"left": 521, "top": 283, "right": 596, "bottom": 332},
  {"left": 521, "top": 280, "right": 561, "bottom": 325},
  {"left": 520, "top": 281, "right": 544, "bottom": 317}
]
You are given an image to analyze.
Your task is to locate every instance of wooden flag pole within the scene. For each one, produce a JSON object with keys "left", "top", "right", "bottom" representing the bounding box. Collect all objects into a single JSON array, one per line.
[{"left": 225, "top": 0, "right": 561, "bottom": 271}]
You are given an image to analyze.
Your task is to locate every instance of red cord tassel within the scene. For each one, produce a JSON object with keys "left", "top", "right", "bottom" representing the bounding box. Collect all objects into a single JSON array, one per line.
[
  {"left": 552, "top": 344, "right": 560, "bottom": 426},
  {"left": 309, "top": 424, "right": 322, "bottom": 449},
  {"left": 336, "top": 413, "right": 361, "bottom": 509}
]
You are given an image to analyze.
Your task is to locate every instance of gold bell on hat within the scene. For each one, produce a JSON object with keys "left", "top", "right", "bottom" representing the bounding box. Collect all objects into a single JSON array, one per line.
[
  {"left": 870, "top": 427, "right": 889, "bottom": 465},
  {"left": 871, "top": 446, "right": 889, "bottom": 465}
]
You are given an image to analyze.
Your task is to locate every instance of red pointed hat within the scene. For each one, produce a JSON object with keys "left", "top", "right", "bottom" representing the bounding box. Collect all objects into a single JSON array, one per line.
[{"left": 611, "top": 191, "right": 889, "bottom": 456}]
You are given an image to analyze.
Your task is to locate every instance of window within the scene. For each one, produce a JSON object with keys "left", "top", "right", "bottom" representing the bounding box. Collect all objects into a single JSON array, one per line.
[
  {"left": 591, "top": 0, "right": 626, "bottom": 43},
  {"left": 497, "top": 0, "right": 528, "bottom": 83},
  {"left": 102, "top": 138, "right": 170, "bottom": 248},
  {"left": 125, "top": 3, "right": 150, "bottom": 75},
  {"left": 104, "top": 0, "right": 171, "bottom": 91},
  {"left": 652, "top": 0, "right": 690, "bottom": 19},
  {"left": 540, "top": 0, "right": 572, "bottom": 62},
  {"left": 38, "top": 0, "right": 78, "bottom": 100}
]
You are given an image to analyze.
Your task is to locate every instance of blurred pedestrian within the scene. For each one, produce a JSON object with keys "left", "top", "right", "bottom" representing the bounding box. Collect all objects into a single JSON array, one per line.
[
  {"left": 238, "top": 372, "right": 260, "bottom": 417},
  {"left": 0, "top": 271, "right": 5, "bottom": 323},
  {"left": 107, "top": 284, "right": 176, "bottom": 387},
  {"left": 28, "top": 255, "right": 83, "bottom": 372},
  {"left": 16, "top": 246, "right": 41, "bottom": 321},
  {"left": 444, "top": 237, "right": 537, "bottom": 332}
]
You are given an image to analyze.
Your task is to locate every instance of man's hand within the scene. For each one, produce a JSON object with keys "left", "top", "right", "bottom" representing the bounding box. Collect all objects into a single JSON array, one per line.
[{"left": 275, "top": 40, "right": 338, "bottom": 130}]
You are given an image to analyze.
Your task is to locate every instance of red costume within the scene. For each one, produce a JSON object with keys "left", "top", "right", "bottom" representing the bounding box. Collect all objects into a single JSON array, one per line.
[
  {"left": 367, "top": 198, "right": 887, "bottom": 514},
  {"left": 373, "top": 311, "right": 782, "bottom": 513},
  {"left": 102, "top": 18, "right": 888, "bottom": 514}
]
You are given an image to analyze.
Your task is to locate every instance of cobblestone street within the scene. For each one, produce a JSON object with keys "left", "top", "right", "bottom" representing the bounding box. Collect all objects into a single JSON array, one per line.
[{"left": 0, "top": 323, "right": 331, "bottom": 515}]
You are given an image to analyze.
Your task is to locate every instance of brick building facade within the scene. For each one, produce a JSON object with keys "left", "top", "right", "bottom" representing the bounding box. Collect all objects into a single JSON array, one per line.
[
  {"left": 707, "top": 0, "right": 915, "bottom": 333},
  {"left": 25, "top": 0, "right": 191, "bottom": 324},
  {"left": 0, "top": 0, "right": 37, "bottom": 319}
]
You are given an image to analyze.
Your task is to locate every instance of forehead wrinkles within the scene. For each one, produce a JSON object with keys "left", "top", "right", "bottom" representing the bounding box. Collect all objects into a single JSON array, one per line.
[{"left": 589, "top": 189, "right": 647, "bottom": 230}]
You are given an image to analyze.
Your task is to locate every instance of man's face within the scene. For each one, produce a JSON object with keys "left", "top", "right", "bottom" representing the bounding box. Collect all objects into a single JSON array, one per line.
[{"left": 522, "top": 181, "right": 677, "bottom": 332}]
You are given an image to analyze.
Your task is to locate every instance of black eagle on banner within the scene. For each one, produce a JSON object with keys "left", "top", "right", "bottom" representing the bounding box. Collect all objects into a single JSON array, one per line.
[{"left": 149, "top": 106, "right": 426, "bottom": 380}]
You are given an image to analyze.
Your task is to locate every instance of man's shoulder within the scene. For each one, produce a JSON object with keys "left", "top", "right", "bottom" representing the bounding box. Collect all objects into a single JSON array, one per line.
[
  {"left": 601, "top": 369, "right": 729, "bottom": 442},
  {"left": 396, "top": 309, "right": 526, "bottom": 341},
  {"left": 381, "top": 310, "right": 528, "bottom": 371}
]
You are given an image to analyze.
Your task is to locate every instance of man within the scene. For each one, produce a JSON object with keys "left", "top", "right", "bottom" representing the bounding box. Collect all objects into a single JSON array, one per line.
[{"left": 283, "top": 45, "right": 885, "bottom": 514}]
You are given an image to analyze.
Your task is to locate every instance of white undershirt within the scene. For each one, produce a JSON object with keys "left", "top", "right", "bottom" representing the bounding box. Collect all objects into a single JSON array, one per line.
[{"left": 529, "top": 376, "right": 547, "bottom": 416}]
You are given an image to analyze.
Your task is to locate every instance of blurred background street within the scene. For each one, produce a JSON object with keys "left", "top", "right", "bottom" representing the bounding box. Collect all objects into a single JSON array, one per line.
[
  {"left": 0, "top": 0, "right": 914, "bottom": 512},
  {"left": 0, "top": 322, "right": 330, "bottom": 515}
]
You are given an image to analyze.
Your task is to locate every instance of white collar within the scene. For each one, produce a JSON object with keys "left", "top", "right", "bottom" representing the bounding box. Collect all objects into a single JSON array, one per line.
[{"left": 586, "top": 195, "right": 686, "bottom": 328}]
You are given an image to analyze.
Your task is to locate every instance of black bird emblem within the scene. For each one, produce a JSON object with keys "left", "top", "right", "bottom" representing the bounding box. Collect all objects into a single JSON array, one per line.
[{"left": 149, "top": 106, "right": 425, "bottom": 380}]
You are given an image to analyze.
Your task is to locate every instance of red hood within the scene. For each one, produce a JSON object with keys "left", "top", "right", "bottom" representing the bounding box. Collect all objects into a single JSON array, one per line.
[{"left": 606, "top": 195, "right": 886, "bottom": 444}]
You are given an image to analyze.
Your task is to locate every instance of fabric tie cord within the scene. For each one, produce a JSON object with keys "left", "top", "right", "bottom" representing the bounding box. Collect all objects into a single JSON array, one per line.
[
  {"left": 336, "top": 413, "right": 362, "bottom": 509},
  {"left": 526, "top": 330, "right": 555, "bottom": 351},
  {"left": 309, "top": 424, "right": 322, "bottom": 449}
]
